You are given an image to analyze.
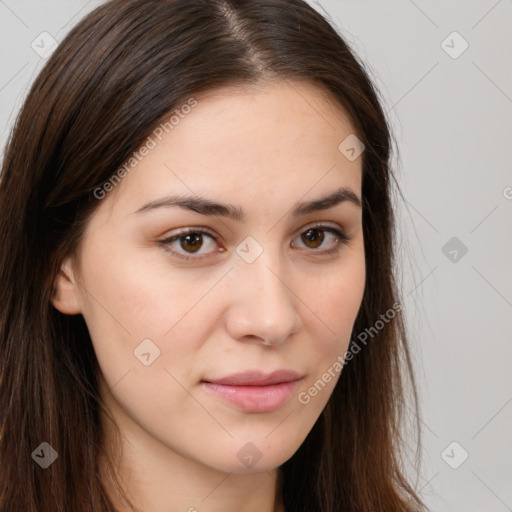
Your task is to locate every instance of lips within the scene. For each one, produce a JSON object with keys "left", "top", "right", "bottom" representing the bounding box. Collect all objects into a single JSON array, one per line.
[
  {"left": 204, "top": 369, "right": 302, "bottom": 386},
  {"left": 202, "top": 369, "right": 303, "bottom": 413}
]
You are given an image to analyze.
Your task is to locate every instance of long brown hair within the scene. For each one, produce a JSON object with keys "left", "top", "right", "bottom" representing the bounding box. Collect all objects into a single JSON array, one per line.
[{"left": 0, "top": 0, "right": 428, "bottom": 510}]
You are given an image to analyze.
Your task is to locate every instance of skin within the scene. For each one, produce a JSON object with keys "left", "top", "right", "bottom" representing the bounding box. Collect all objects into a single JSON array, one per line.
[{"left": 51, "top": 80, "right": 366, "bottom": 512}]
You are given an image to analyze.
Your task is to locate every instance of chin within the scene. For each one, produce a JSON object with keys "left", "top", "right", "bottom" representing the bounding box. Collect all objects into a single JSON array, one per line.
[{"left": 202, "top": 436, "right": 302, "bottom": 474}]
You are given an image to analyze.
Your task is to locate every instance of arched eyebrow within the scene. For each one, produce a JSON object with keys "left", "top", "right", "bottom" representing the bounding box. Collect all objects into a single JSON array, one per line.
[{"left": 132, "top": 186, "right": 362, "bottom": 221}]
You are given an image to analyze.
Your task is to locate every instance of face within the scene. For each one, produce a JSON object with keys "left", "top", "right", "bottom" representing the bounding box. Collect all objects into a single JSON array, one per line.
[{"left": 52, "top": 80, "right": 365, "bottom": 474}]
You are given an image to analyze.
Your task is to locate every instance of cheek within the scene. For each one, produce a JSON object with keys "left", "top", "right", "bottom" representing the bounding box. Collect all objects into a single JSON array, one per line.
[
  {"left": 77, "top": 240, "right": 223, "bottom": 383},
  {"left": 294, "top": 263, "right": 365, "bottom": 412},
  {"left": 308, "top": 257, "right": 365, "bottom": 347}
]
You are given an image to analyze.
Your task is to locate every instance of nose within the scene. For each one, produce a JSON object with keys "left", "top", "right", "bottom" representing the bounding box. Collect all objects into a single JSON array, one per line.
[{"left": 224, "top": 247, "right": 302, "bottom": 346}]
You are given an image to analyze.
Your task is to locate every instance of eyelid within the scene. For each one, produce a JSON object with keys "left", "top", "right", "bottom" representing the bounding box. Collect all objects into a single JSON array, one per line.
[
  {"left": 295, "top": 221, "right": 347, "bottom": 238},
  {"left": 163, "top": 225, "right": 218, "bottom": 239}
]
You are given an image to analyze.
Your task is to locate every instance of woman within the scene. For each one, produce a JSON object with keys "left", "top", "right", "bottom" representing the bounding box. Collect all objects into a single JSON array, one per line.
[{"left": 0, "top": 0, "right": 428, "bottom": 510}]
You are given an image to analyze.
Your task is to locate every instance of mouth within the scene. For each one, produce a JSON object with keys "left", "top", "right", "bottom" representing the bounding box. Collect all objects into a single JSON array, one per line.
[{"left": 201, "top": 369, "right": 303, "bottom": 413}]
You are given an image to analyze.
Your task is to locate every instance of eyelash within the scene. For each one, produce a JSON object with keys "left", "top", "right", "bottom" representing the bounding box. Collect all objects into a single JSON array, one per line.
[{"left": 159, "top": 223, "right": 352, "bottom": 261}]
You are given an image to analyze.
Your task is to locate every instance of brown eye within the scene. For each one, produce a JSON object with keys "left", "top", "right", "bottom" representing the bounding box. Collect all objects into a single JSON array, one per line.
[
  {"left": 160, "top": 228, "right": 219, "bottom": 260},
  {"left": 292, "top": 224, "right": 350, "bottom": 254},
  {"left": 179, "top": 233, "right": 203, "bottom": 253},
  {"left": 301, "top": 228, "right": 325, "bottom": 249}
]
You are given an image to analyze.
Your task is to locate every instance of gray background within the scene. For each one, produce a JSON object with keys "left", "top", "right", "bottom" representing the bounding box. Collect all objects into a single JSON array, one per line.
[{"left": 1, "top": 1, "right": 511, "bottom": 510}]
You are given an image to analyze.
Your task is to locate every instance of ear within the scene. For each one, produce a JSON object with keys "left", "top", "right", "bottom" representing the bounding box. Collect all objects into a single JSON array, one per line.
[{"left": 51, "top": 256, "right": 82, "bottom": 315}]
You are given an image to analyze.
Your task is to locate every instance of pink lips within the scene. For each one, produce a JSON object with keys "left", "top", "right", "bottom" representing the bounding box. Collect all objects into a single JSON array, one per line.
[{"left": 202, "top": 370, "right": 302, "bottom": 413}]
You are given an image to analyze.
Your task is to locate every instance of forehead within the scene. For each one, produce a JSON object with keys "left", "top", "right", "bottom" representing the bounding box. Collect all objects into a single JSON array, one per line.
[{"left": 95, "top": 79, "right": 362, "bottom": 220}]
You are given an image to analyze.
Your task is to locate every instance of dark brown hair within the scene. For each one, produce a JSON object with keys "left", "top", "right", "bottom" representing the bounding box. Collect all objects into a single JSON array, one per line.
[{"left": 0, "top": 0, "right": 428, "bottom": 510}]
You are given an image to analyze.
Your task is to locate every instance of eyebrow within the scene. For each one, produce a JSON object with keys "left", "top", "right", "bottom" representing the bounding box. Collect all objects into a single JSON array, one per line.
[{"left": 133, "top": 186, "right": 362, "bottom": 220}]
